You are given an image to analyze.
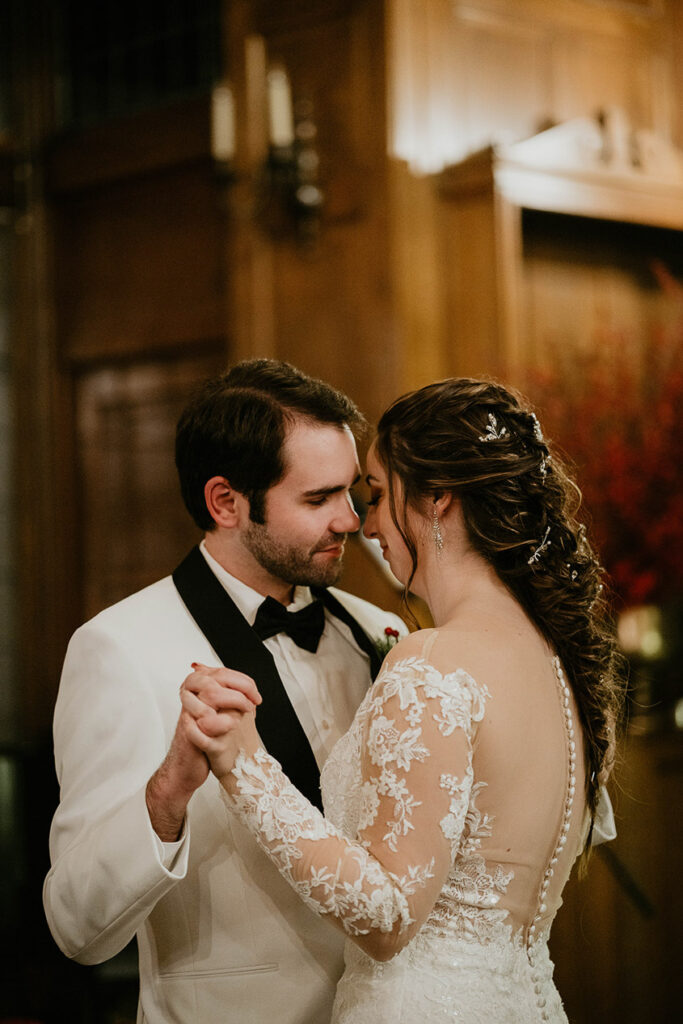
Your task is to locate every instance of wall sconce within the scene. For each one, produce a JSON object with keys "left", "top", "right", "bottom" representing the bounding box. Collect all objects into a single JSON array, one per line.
[
  {"left": 211, "top": 63, "right": 324, "bottom": 245},
  {"left": 211, "top": 81, "right": 236, "bottom": 172},
  {"left": 258, "top": 65, "right": 323, "bottom": 243}
]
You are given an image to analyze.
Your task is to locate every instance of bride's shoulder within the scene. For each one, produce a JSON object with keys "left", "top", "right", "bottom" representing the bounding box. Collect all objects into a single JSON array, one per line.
[
  {"left": 384, "top": 625, "right": 489, "bottom": 670},
  {"left": 369, "top": 631, "right": 489, "bottom": 735},
  {"left": 379, "top": 627, "right": 441, "bottom": 671},
  {"left": 379, "top": 628, "right": 490, "bottom": 703}
]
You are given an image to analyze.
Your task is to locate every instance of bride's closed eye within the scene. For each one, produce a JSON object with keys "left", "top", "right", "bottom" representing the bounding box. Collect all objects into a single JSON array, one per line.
[{"left": 367, "top": 493, "right": 382, "bottom": 507}]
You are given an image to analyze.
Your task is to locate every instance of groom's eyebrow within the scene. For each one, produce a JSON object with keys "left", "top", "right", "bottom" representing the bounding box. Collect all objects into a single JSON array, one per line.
[{"left": 303, "top": 472, "right": 361, "bottom": 498}]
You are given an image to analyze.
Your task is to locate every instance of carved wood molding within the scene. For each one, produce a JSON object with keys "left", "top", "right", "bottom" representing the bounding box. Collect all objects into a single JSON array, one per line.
[
  {"left": 500, "top": 108, "right": 683, "bottom": 186},
  {"left": 439, "top": 110, "right": 683, "bottom": 230}
]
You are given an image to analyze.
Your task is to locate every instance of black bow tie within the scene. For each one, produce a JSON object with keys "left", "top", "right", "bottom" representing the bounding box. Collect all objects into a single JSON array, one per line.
[{"left": 252, "top": 596, "right": 326, "bottom": 653}]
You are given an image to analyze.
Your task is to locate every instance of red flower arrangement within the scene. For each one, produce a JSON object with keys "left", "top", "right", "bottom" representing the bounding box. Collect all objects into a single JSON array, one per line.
[{"left": 527, "top": 266, "right": 683, "bottom": 609}]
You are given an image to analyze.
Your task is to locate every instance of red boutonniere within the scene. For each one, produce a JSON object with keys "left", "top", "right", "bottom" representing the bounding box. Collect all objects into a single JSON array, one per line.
[{"left": 375, "top": 625, "right": 400, "bottom": 658}]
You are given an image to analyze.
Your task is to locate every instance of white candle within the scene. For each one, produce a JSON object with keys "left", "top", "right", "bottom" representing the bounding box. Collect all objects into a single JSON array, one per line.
[
  {"left": 211, "top": 83, "right": 235, "bottom": 162},
  {"left": 267, "top": 65, "right": 294, "bottom": 147}
]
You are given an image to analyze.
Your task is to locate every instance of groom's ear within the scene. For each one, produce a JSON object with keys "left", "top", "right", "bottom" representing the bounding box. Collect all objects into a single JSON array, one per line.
[{"left": 204, "top": 476, "right": 248, "bottom": 529}]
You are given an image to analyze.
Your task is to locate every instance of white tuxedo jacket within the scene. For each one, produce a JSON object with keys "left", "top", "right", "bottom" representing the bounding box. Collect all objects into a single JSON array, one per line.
[{"left": 43, "top": 570, "right": 404, "bottom": 1024}]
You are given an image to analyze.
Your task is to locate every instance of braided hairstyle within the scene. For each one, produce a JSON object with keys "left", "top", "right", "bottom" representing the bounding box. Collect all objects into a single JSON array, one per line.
[{"left": 375, "top": 377, "right": 627, "bottom": 843}]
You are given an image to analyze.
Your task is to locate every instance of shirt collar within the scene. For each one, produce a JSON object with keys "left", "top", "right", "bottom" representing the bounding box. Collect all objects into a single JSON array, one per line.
[{"left": 199, "top": 539, "right": 314, "bottom": 626}]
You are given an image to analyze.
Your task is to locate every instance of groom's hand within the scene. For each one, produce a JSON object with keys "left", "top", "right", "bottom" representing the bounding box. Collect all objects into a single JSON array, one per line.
[
  {"left": 146, "top": 707, "right": 212, "bottom": 842},
  {"left": 180, "top": 664, "right": 262, "bottom": 782}
]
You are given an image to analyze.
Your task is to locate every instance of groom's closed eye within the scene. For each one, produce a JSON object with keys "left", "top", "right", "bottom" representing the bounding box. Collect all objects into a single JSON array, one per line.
[{"left": 304, "top": 475, "right": 361, "bottom": 508}]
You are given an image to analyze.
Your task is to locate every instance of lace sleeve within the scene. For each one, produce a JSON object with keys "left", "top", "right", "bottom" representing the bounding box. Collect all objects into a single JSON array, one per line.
[{"left": 223, "top": 654, "right": 489, "bottom": 961}]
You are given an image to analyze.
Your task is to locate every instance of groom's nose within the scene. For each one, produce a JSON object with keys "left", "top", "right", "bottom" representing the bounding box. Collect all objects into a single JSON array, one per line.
[{"left": 330, "top": 492, "right": 361, "bottom": 534}]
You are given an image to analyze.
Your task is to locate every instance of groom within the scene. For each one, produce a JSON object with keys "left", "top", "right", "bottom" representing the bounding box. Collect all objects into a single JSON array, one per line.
[{"left": 43, "top": 359, "right": 405, "bottom": 1024}]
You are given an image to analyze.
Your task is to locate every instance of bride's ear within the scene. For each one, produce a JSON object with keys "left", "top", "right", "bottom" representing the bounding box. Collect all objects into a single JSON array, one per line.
[{"left": 433, "top": 491, "right": 456, "bottom": 519}]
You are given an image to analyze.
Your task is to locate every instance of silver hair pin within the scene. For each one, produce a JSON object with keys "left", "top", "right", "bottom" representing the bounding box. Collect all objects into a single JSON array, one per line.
[
  {"left": 479, "top": 413, "right": 508, "bottom": 442},
  {"left": 530, "top": 413, "right": 544, "bottom": 442},
  {"left": 528, "top": 526, "right": 552, "bottom": 565},
  {"left": 530, "top": 413, "right": 549, "bottom": 480}
]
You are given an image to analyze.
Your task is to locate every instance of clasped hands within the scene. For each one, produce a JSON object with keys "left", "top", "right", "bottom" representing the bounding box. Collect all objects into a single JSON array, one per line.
[{"left": 180, "top": 664, "right": 263, "bottom": 781}]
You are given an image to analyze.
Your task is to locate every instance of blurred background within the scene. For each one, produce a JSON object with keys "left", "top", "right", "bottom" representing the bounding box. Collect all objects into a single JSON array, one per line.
[{"left": 0, "top": 1, "right": 681, "bottom": 1021}]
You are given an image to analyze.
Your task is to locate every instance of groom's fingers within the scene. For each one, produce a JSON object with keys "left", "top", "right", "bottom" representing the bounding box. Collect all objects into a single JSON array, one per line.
[
  {"left": 195, "top": 710, "right": 247, "bottom": 739},
  {"left": 181, "top": 679, "right": 257, "bottom": 717},
  {"left": 182, "top": 711, "right": 219, "bottom": 752},
  {"left": 181, "top": 684, "right": 255, "bottom": 716},
  {"left": 190, "top": 663, "right": 262, "bottom": 706}
]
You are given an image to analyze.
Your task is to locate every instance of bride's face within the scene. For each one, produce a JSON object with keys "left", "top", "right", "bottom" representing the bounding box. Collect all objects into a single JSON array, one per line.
[{"left": 363, "top": 445, "right": 421, "bottom": 586}]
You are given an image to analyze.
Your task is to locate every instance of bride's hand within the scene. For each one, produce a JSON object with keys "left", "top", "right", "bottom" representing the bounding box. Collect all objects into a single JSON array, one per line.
[{"left": 180, "top": 663, "right": 262, "bottom": 780}]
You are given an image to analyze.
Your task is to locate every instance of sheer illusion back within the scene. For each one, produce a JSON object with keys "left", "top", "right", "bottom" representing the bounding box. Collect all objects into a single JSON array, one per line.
[{"left": 225, "top": 626, "right": 588, "bottom": 1023}]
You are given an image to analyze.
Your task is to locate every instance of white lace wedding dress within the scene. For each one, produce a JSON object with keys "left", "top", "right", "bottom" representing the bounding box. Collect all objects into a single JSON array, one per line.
[{"left": 223, "top": 629, "right": 590, "bottom": 1022}]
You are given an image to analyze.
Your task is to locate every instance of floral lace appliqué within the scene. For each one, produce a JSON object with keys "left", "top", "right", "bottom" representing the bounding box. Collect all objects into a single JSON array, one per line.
[
  {"left": 226, "top": 656, "right": 490, "bottom": 945},
  {"left": 228, "top": 747, "right": 435, "bottom": 937}
]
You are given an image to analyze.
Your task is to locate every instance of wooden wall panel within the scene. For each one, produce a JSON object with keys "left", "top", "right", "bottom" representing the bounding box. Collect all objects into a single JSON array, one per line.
[
  {"left": 389, "top": 0, "right": 681, "bottom": 379},
  {"left": 388, "top": 160, "right": 448, "bottom": 390},
  {"left": 439, "top": 189, "right": 503, "bottom": 378},
  {"left": 76, "top": 354, "right": 221, "bottom": 620},
  {"left": 253, "top": 0, "right": 402, "bottom": 424},
  {"left": 673, "top": 0, "right": 683, "bottom": 145},
  {"left": 521, "top": 213, "right": 683, "bottom": 371},
  {"left": 54, "top": 162, "right": 226, "bottom": 362},
  {"left": 453, "top": 8, "right": 551, "bottom": 154},
  {"left": 389, "top": 0, "right": 677, "bottom": 174},
  {"left": 550, "top": 26, "right": 669, "bottom": 131}
]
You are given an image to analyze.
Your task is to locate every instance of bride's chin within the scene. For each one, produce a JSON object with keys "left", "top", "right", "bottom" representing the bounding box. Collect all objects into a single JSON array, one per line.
[{"left": 386, "top": 559, "right": 410, "bottom": 588}]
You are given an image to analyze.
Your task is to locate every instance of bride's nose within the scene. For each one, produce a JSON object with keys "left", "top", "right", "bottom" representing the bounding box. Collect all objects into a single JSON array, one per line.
[{"left": 363, "top": 506, "right": 377, "bottom": 540}]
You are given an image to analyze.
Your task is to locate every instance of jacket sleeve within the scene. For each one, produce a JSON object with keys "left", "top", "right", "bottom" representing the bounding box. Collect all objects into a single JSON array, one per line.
[{"left": 43, "top": 623, "right": 190, "bottom": 964}]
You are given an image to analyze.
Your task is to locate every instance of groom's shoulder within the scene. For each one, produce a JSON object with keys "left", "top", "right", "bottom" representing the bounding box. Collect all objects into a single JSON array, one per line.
[
  {"left": 76, "top": 574, "right": 183, "bottom": 638},
  {"left": 327, "top": 586, "right": 407, "bottom": 637}
]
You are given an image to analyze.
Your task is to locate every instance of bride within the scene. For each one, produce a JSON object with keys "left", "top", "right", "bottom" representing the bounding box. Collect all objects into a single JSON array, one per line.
[{"left": 181, "top": 378, "right": 625, "bottom": 1023}]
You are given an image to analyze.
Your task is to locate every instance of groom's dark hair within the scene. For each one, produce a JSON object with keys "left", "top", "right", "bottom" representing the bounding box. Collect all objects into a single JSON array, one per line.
[{"left": 176, "top": 359, "right": 365, "bottom": 530}]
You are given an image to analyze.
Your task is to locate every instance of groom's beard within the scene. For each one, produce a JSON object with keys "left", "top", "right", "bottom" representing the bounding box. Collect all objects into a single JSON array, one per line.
[{"left": 243, "top": 521, "right": 347, "bottom": 588}]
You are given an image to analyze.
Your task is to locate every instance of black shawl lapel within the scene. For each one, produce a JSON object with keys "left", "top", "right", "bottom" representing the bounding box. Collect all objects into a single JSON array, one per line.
[
  {"left": 312, "top": 586, "right": 383, "bottom": 681},
  {"left": 172, "top": 546, "right": 323, "bottom": 810}
]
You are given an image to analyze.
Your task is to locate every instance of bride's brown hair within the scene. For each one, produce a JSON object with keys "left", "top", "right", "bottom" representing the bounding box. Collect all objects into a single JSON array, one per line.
[{"left": 375, "top": 377, "right": 627, "bottom": 843}]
